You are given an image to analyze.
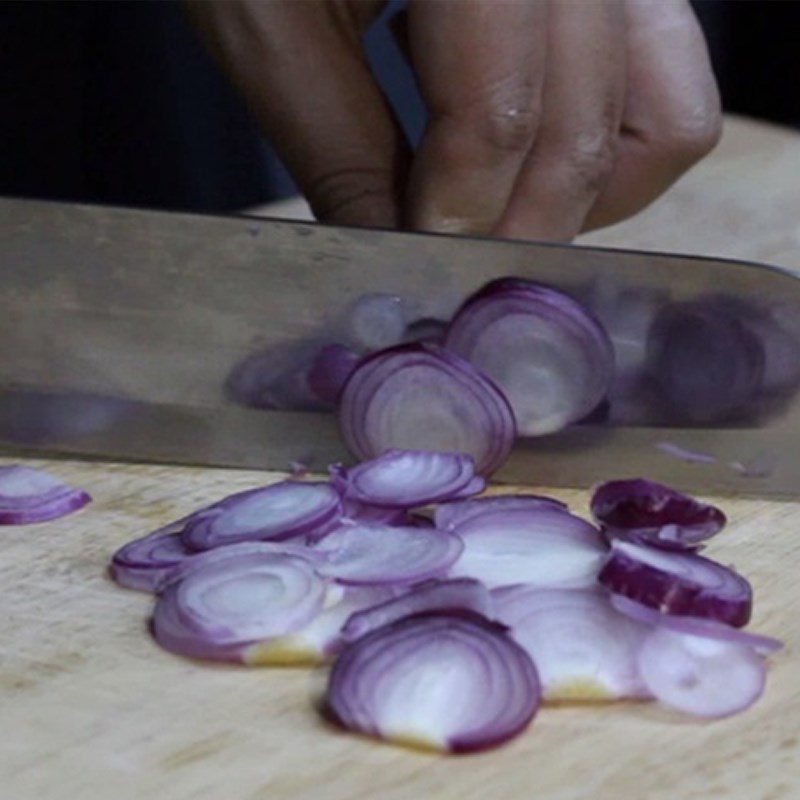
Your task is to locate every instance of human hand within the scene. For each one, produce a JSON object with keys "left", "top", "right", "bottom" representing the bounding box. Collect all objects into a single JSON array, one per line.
[{"left": 185, "top": 0, "right": 721, "bottom": 241}]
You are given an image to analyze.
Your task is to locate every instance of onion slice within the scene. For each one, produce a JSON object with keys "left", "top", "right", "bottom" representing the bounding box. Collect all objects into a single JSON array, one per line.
[
  {"left": 312, "top": 521, "right": 464, "bottom": 586},
  {"left": 246, "top": 585, "right": 396, "bottom": 665},
  {"left": 181, "top": 481, "right": 343, "bottom": 550},
  {"left": 0, "top": 464, "right": 91, "bottom": 524},
  {"left": 445, "top": 278, "right": 614, "bottom": 435},
  {"left": 434, "top": 494, "right": 568, "bottom": 532},
  {"left": 609, "top": 593, "right": 783, "bottom": 656},
  {"left": 591, "top": 478, "right": 726, "bottom": 551},
  {"left": 325, "top": 611, "right": 540, "bottom": 753},
  {"left": 151, "top": 550, "right": 325, "bottom": 662},
  {"left": 492, "top": 587, "right": 650, "bottom": 701},
  {"left": 636, "top": 625, "right": 766, "bottom": 718},
  {"left": 341, "top": 578, "right": 493, "bottom": 643},
  {"left": 110, "top": 521, "right": 192, "bottom": 592},
  {"left": 338, "top": 343, "right": 516, "bottom": 477},
  {"left": 338, "top": 449, "right": 483, "bottom": 509},
  {"left": 448, "top": 508, "right": 607, "bottom": 589},
  {"left": 598, "top": 540, "right": 752, "bottom": 627}
]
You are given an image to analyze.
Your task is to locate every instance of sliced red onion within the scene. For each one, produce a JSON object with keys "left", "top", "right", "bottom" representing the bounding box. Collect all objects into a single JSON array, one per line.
[
  {"left": 312, "top": 521, "right": 464, "bottom": 586},
  {"left": 445, "top": 279, "right": 614, "bottom": 435},
  {"left": 341, "top": 578, "right": 493, "bottom": 643},
  {"left": 341, "top": 499, "right": 409, "bottom": 527},
  {"left": 110, "top": 521, "right": 193, "bottom": 592},
  {"left": 339, "top": 343, "right": 515, "bottom": 476},
  {"left": 339, "top": 449, "right": 482, "bottom": 509},
  {"left": 434, "top": 494, "right": 568, "bottom": 532},
  {"left": 492, "top": 587, "right": 650, "bottom": 701},
  {"left": 306, "top": 344, "right": 361, "bottom": 406},
  {"left": 598, "top": 540, "right": 752, "bottom": 627},
  {"left": 245, "top": 585, "right": 395, "bottom": 665},
  {"left": 151, "top": 551, "right": 325, "bottom": 662},
  {"left": 181, "top": 481, "right": 343, "bottom": 550},
  {"left": 0, "top": 464, "right": 91, "bottom": 524},
  {"left": 637, "top": 625, "right": 766, "bottom": 718},
  {"left": 156, "top": 540, "right": 323, "bottom": 592},
  {"left": 591, "top": 478, "right": 726, "bottom": 551},
  {"left": 448, "top": 508, "right": 607, "bottom": 590},
  {"left": 325, "top": 611, "right": 540, "bottom": 753},
  {"left": 609, "top": 593, "right": 784, "bottom": 657}
]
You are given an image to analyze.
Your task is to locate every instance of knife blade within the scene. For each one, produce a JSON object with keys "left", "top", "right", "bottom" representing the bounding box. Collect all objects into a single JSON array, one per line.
[{"left": 2, "top": 197, "right": 800, "bottom": 496}]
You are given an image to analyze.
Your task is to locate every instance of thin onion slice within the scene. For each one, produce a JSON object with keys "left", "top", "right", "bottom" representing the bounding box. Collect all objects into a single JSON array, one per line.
[
  {"left": 434, "top": 494, "right": 568, "bottom": 532},
  {"left": 445, "top": 278, "right": 614, "bottom": 435},
  {"left": 339, "top": 449, "right": 483, "bottom": 509},
  {"left": 156, "top": 540, "right": 323, "bottom": 592},
  {"left": 151, "top": 550, "right": 325, "bottom": 662},
  {"left": 325, "top": 611, "right": 540, "bottom": 753},
  {"left": 110, "top": 520, "right": 192, "bottom": 592},
  {"left": 492, "top": 586, "right": 650, "bottom": 701},
  {"left": 312, "top": 521, "right": 464, "bottom": 586},
  {"left": 598, "top": 540, "right": 752, "bottom": 627},
  {"left": 338, "top": 343, "right": 516, "bottom": 477},
  {"left": 181, "top": 481, "right": 343, "bottom": 550},
  {"left": 448, "top": 508, "right": 607, "bottom": 590},
  {"left": 637, "top": 625, "right": 766, "bottom": 718},
  {"left": 591, "top": 478, "right": 726, "bottom": 551},
  {"left": 609, "top": 593, "right": 783, "bottom": 656},
  {"left": 0, "top": 464, "right": 91, "bottom": 524},
  {"left": 341, "top": 578, "right": 493, "bottom": 643},
  {"left": 245, "top": 586, "right": 396, "bottom": 665}
]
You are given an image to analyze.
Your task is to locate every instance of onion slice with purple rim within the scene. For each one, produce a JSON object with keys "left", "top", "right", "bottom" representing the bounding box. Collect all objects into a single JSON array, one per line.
[
  {"left": 636, "top": 625, "right": 766, "bottom": 718},
  {"left": 110, "top": 521, "right": 192, "bottom": 592},
  {"left": 338, "top": 450, "right": 483, "bottom": 509},
  {"left": 246, "top": 585, "right": 396, "bottom": 665},
  {"left": 609, "top": 593, "right": 783, "bottom": 656},
  {"left": 591, "top": 478, "right": 726, "bottom": 551},
  {"left": 434, "top": 493, "right": 568, "bottom": 532},
  {"left": 338, "top": 343, "right": 516, "bottom": 477},
  {"left": 492, "top": 586, "right": 650, "bottom": 701},
  {"left": 181, "top": 481, "right": 343, "bottom": 550},
  {"left": 341, "top": 578, "right": 492, "bottom": 643},
  {"left": 445, "top": 279, "right": 614, "bottom": 436},
  {"left": 325, "top": 611, "right": 540, "bottom": 753},
  {"left": 312, "top": 521, "right": 463, "bottom": 586},
  {"left": 151, "top": 550, "right": 325, "bottom": 662},
  {"left": 449, "top": 508, "right": 607, "bottom": 589},
  {"left": 598, "top": 540, "right": 752, "bottom": 627},
  {"left": 0, "top": 465, "right": 91, "bottom": 524}
]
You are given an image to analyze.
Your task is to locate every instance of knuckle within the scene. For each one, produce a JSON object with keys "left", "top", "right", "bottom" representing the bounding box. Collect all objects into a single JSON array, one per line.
[
  {"left": 561, "top": 131, "right": 617, "bottom": 195},
  {"left": 653, "top": 106, "right": 723, "bottom": 165},
  {"left": 478, "top": 100, "right": 541, "bottom": 154}
]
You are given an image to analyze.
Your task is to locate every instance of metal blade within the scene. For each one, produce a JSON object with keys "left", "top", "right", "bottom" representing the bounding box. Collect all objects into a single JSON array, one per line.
[{"left": 2, "top": 197, "right": 800, "bottom": 496}]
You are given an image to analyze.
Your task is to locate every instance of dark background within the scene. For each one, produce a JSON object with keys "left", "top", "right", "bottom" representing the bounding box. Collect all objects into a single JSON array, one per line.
[{"left": 1, "top": 0, "right": 797, "bottom": 213}]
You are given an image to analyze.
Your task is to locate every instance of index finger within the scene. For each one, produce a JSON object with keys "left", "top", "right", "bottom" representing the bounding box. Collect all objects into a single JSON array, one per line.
[{"left": 404, "top": 0, "right": 547, "bottom": 235}]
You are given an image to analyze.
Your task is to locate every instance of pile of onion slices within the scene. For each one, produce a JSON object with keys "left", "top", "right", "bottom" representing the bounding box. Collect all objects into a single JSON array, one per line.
[{"left": 109, "top": 451, "right": 781, "bottom": 754}]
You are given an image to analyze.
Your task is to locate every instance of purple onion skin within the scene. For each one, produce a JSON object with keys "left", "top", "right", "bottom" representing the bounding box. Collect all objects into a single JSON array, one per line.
[
  {"left": 598, "top": 547, "right": 752, "bottom": 628},
  {"left": 307, "top": 344, "right": 361, "bottom": 406},
  {"left": 591, "top": 478, "right": 726, "bottom": 550}
]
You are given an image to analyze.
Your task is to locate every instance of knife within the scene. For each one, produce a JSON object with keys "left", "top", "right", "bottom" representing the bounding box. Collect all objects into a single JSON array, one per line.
[{"left": 2, "top": 197, "right": 799, "bottom": 497}]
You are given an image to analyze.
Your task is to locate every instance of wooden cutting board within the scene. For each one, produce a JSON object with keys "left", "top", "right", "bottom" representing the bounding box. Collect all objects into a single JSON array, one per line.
[
  {"left": 1, "top": 457, "right": 798, "bottom": 800},
  {"left": 3, "top": 115, "right": 800, "bottom": 798}
]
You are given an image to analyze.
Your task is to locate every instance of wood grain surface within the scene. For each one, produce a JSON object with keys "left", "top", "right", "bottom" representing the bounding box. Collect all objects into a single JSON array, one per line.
[{"left": 3, "top": 114, "right": 800, "bottom": 799}]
